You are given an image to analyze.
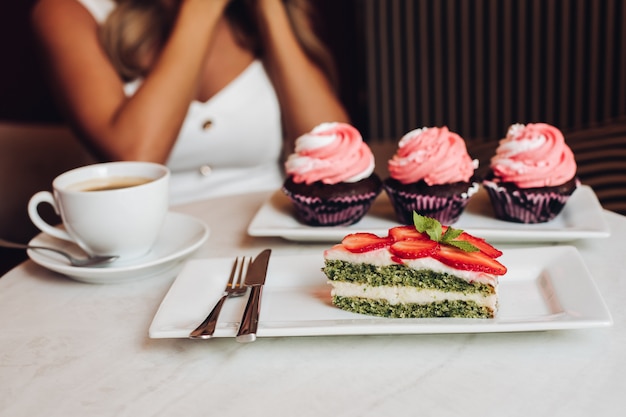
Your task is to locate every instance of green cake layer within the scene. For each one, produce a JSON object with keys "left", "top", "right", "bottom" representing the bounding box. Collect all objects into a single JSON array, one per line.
[
  {"left": 323, "top": 260, "right": 494, "bottom": 296},
  {"left": 333, "top": 295, "right": 494, "bottom": 318}
]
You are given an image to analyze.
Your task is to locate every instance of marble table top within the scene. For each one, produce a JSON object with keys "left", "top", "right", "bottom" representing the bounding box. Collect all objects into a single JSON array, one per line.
[{"left": 1, "top": 190, "right": 624, "bottom": 417}]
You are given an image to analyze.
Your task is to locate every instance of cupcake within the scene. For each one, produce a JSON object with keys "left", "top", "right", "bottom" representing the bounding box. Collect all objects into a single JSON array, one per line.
[
  {"left": 282, "top": 122, "right": 382, "bottom": 226},
  {"left": 483, "top": 123, "right": 579, "bottom": 223},
  {"left": 383, "top": 126, "right": 479, "bottom": 224}
]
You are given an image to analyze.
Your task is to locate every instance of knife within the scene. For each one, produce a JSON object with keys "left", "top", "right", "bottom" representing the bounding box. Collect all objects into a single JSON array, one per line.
[{"left": 236, "top": 249, "right": 271, "bottom": 343}]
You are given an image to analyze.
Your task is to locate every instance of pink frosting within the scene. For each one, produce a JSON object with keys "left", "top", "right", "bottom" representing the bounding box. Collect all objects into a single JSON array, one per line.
[
  {"left": 387, "top": 127, "right": 476, "bottom": 185},
  {"left": 490, "top": 123, "right": 577, "bottom": 188},
  {"left": 284, "top": 123, "right": 375, "bottom": 185}
]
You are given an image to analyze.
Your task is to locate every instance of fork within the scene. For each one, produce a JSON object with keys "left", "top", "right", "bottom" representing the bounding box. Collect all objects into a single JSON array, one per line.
[{"left": 189, "top": 257, "right": 249, "bottom": 339}]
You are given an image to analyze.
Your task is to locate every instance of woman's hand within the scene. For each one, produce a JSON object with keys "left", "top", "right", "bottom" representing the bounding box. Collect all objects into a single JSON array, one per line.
[{"left": 251, "top": 0, "right": 350, "bottom": 148}]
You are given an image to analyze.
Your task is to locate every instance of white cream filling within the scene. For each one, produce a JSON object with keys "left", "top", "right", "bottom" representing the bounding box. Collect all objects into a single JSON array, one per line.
[
  {"left": 324, "top": 248, "right": 498, "bottom": 287},
  {"left": 330, "top": 281, "right": 497, "bottom": 310}
]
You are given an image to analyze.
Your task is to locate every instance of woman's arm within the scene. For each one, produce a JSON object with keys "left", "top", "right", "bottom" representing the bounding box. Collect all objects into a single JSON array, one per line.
[
  {"left": 254, "top": 0, "right": 350, "bottom": 147},
  {"left": 31, "top": 0, "right": 228, "bottom": 163}
]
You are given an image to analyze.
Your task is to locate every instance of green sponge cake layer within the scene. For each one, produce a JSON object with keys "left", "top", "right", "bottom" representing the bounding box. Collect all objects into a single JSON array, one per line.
[
  {"left": 323, "top": 259, "right": 498, "bottom": 319},
  {"left": 323, "top": 260, "right": 494, "bottom": 296},
  {"left": 333, "top": 296, "right": 494, "bottom": 319}
]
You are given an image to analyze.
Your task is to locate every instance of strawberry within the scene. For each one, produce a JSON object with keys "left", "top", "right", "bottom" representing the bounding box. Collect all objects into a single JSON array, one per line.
[
  {"left": 389, "top": 239, "right": 438, "bottom": 259},
  {"left": 341, "top": 233, "right": 392, "bottom": 253},
  {"left": 388, "top": 225, "right": 429, "bottom": 242},
  {"left": 433, "top": 245, "right": 507, "bottom": 275},
  {"left": 324, "top": 244, "right": 348, "bottom": 255},
  {"left": 455, "top": 232, "right": 503, "bottom": 258}
]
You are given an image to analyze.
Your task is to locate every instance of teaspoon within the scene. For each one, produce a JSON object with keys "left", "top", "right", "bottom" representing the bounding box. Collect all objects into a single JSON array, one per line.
[{"left": 0, "top": 238, "right": 118, "bottom": 267}]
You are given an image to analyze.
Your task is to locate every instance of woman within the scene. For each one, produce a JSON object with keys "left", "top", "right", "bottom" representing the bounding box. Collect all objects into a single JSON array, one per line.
[{"left": 31, "top": 0, "right": 349, "bottom": 204}]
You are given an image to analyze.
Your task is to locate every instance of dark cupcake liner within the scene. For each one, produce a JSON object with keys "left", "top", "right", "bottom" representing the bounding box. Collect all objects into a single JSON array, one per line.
[
  {"left": 483, "top": 181, "right": 578, "bottom": 223},
  {"left": 383, "top": 183, "right": 475, "bottom": 225},
  {"left": 282, "top": 187, "right": 380, "bottom": 227}
]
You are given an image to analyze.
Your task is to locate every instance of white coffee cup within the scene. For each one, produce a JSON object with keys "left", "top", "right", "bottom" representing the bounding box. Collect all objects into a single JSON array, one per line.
[{"left": 28, "top": 161, "right": 170, "bottom": 262}]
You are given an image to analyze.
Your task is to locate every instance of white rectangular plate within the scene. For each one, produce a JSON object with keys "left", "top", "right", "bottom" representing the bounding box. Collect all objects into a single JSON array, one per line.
[
  {"left": 149, "top": 246, "right": 612, "bottom": 339},
  {"left": 247, "top": 185, "right": 610, "bottom": 243}
]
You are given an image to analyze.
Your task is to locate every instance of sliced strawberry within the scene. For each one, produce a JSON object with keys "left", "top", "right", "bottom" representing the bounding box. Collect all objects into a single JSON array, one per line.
[
  {"left": 324, "top": 244, "right": 348, "bottom": 254},
  {"left": 341, "top": 233, "right": 392, "bottom": 253},
  {"left": 433, "top": 245, "right": 507, "bottom": 275},
  {"left": 389, "top": 239, "right": 439, "bottom": 259},
  {"left": 388, "top": 225, "right": 430, "bottom": 242},
  {"left": 455, "top": 232, "right": 503, "bottom": 258}
]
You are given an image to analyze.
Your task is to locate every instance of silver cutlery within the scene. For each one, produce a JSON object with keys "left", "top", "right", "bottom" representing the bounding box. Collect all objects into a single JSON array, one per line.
[
  {"left": 236, "top": 249, "right": 272, "bottom": 343},
  {"left": 0, "top": 238, "right": 118, "bottom": 267},
  {"left": 189, "top": 256, "right": 250, "bottom": 339}
]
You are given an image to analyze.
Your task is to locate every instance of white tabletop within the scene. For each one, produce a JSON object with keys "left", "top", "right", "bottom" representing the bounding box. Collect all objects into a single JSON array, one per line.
[{"left": 1, "top": 190, "right": 624, "bottom": 417}]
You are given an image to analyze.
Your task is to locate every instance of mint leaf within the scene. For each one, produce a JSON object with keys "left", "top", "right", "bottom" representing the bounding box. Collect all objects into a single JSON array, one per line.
[
  {"left": 412, "top": 211, "right": 479, "bottom": 253},
  {"left": 446, "top": 240, "right": 479, "bottom": 252},
  {"left": 413, "top": 212, "right": 442, "bottom": 241},
  {"left": 441, "top": 226, "right": 463, "bottom": 242}
]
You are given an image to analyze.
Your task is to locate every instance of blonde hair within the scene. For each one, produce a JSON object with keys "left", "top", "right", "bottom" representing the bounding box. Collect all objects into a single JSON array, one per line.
[{"left": 99, "top": 0, "right": 339, "bottom": 88}]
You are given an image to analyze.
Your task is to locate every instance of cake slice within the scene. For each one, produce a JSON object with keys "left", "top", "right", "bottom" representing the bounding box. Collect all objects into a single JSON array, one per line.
[{"left": 322, "top": 214, "right": 507, "bottom": 318}]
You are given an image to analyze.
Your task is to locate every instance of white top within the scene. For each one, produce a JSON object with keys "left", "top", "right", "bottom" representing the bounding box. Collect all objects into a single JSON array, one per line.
[{"left": 76, "top": 0, "right": 284, "bottom": 205}]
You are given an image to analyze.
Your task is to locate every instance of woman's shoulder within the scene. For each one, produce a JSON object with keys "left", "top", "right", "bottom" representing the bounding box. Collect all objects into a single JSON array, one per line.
[
  {"left": 31, "top": 0, "right": 107, "bottom": 29},
  {"left": 31, "top": 0, "right": 111, "bottom": 49}
]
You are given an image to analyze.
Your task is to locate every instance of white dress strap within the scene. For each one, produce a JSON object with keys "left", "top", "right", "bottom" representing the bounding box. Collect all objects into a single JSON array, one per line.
[{"left": 75, "top": 0, "right": 116, "bottom": 23}]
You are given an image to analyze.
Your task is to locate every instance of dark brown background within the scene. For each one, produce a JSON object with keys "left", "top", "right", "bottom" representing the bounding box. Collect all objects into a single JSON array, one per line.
[{"left": 0, "top": 1, "right": 61, "bottom": 124}]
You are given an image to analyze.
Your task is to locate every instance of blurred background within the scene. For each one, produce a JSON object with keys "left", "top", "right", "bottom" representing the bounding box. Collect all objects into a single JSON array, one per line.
[
  {"left": 3, "top": 1, "right": 626, "bottom": 137},
  {"left": 2, "top": 0, "right": 626, "bottom": 274}
]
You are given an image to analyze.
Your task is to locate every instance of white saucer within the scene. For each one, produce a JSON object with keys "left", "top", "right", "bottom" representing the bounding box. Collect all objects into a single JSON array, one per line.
[{"left": 27, "top": 212, "right": 209, "bottom": 284}]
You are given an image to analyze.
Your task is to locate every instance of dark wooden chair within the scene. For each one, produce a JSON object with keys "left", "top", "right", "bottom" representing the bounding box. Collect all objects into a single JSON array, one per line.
[{"left": 0, "top": 123, "right": 95, "bottom": 276}]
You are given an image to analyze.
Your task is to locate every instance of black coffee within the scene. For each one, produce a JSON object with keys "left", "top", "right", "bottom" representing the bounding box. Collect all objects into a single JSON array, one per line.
[{"left": 69, "top": 176, "right": 153, "bottom": 192}]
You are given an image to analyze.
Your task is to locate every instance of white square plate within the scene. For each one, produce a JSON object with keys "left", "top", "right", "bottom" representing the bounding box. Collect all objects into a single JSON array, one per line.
[
  {"left": 247, "top": 185, "right": 610, "bottom": 243},
  {"left": 149, "top": 246, "right": 612, "bottom": 339}
]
